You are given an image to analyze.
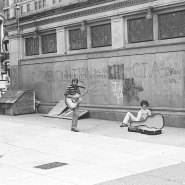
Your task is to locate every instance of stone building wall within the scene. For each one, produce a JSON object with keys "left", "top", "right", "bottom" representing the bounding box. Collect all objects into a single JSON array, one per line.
[{"left": 5, "top": 0, "right": 185, "bottom": 127}]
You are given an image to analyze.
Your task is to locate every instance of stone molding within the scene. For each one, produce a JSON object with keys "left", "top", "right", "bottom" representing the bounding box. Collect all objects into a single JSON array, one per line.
[{"left": 7, "top": 0, "right": 156, "bottom": 31}]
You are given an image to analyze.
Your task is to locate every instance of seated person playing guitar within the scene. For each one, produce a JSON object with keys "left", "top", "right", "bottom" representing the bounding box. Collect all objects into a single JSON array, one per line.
[
  {"left": 120, "top": 100, "right": 151, "bottom": 127},
  {"left": 64, "top": 78, "right": 82, "bottom": 132}
]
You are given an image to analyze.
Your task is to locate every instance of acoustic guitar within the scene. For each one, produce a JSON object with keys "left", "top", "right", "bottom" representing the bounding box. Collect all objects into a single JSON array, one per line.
[
  {"left": 128, "top": 113, "right": 165, "bottom": 135},
  {"left": 65, "top": 86, "right": 96, "bottom": 109}
]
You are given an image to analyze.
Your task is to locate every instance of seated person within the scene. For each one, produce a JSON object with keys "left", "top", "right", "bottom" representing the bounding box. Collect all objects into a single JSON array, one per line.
[{"left": 120, "top": 100, "right": 151, "bottom": 127}]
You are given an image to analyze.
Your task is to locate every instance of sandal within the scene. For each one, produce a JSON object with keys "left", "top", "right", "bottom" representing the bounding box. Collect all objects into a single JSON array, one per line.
[{"left": 120, "top": 123, "right": 128, "bottom": 127}]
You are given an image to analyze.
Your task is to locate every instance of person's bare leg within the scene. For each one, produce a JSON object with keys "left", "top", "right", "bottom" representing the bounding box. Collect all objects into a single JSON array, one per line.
[{"left": 120, "top": 112, "right": 137, "bottom": 127}]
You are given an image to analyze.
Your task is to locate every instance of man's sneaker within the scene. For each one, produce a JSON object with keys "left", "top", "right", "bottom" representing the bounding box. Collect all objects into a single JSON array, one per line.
[{"left": 71, "top": 128, "right": 79, "bottom": 132}]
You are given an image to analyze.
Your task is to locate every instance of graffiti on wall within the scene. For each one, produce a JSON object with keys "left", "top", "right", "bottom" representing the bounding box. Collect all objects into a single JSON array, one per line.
[
  {"left": 108, "top": 54, "right": 182, "bottom": 104},
  {"left": 153, "top": 58, "right": 182, "bottom": 106},
  {"left": 22, "top": 52, "right": 183, "bottom": 106},
  {"left": 41, "top": 68, "right": 92, "bottom": 83},
  {"left": 110, "top": 79, "right": 143, "bottom": 104},
  {"left": 108, "top": 64, "right": 124, "bottom": 80},
  {"left": 108, "top": 63, "right": 144, "bottom": 104},
  {"left": 40, "top": 67, "right": 109, "bottom": 83},
  {"left": 123, "top": 78, "right": 143, "bottom": 102},
  {"left": 151, "top": 57, "right": 182, "bottom": 83},
  {"left": 150, "top": 56, "right": 182, "bottom": 104},
  {"left": 111, "top": 81, "right": 123, "bottom": 104}
]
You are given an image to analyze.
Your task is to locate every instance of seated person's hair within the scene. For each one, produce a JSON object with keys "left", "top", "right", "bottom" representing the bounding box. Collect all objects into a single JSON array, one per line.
[{"left": 140, "top": 100, "right": 149, "bottom": 107}]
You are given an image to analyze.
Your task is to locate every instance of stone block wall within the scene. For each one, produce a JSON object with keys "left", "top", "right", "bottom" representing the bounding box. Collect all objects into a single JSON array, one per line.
[{"left": 16, "top": 43, "right": 185, "bottom": 127}]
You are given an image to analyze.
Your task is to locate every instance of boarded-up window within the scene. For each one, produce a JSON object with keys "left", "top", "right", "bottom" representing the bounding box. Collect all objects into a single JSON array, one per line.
[
  {"left": 25, "top": 37, "right": 39, "bottom": 56},
  {"left": 91, "top": 23, "right": 111, "bottom": 48},
  {"left": 128, "top": 17, "right": 153, "bottom": 43},
  {"left": 159, "top": 11, "right": 185, "bottom": 40},
  {"left": 42, "top": 33, "right": 57, "bottom": 54},
  {"left": 69, "top": 29, "right": 87, "bottom": 50}
]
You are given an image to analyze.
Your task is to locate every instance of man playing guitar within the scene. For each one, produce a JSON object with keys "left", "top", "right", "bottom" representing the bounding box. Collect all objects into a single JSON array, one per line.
[{"left": 64, "top": 78, "right": 82, "bottom": 132}]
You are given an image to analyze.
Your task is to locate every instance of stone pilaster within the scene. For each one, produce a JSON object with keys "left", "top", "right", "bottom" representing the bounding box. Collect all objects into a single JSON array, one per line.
[
  {"left": 56, "top": 27, "right": 66, "bottom": 55},
  {"left": 153, "top": 14, "right": 158, "bottom": 41},
  {"left": 8, "top": 31, "right": 22, "bottom": 89},
  {"left": 111, "top": 16, "right": 125, "bottom": 49}
]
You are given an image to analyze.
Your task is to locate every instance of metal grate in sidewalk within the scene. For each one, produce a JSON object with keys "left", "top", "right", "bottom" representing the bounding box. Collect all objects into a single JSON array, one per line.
[{"left": 34, "top": 162, "right": 68, "bottom": 170}]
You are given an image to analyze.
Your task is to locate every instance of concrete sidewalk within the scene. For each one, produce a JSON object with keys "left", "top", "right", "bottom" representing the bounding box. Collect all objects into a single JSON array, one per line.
[{"left": 0, "top": 114, "right": 185, "bottom": 185}]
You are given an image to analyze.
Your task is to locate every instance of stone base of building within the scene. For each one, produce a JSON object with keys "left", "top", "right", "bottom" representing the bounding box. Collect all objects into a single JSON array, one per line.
[{"left": 38, "top": 103, "right": 185, "bottom": 128}]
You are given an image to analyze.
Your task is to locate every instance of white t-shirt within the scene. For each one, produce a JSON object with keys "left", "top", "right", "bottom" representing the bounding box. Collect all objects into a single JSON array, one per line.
[{"left": 136, "top": 108, "right": 151, "bottom": 121}]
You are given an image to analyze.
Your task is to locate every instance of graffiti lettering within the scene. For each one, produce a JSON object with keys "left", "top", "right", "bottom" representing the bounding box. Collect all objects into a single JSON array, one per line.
[
  {"left": 41, "top": 68, "right": 92, "bottom": 83},
  {"left": 132, "top": 63, "right": 147, "bottom": 78},
  {"left": 94, "top": 68, "right": 107, "bottom": 79},
  {"left": 151, "top": 62, "right": 162, "bottom": 78},
  {"left": 112, "top": 81, "right": 123, "bottom": 104},
  {"left": 169, "top": 78, "right": 178, "bottom": 84}
]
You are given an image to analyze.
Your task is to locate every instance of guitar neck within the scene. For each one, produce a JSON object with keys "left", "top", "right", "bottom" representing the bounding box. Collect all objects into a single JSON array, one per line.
[
  {"left": 79, "top": 91, "right": 88, "bottom": 98},
  {"left": 78, "top": 87, "right": 95, "bottom": 98}
]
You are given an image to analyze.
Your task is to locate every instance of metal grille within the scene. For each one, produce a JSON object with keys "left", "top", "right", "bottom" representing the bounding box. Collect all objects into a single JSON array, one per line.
[
  {"left": 159, "top": 11, "right": 185, "bottom": 40},
  {"left": 91, "top": 23, "right": 111, "bottom": 48},
  {"left": 42, "top": 33, "right": 57, "bottom": 54},
  {"left": 34, "top": 162, "right": 68, "bottom": 170},
  {"left": 25, "top": 37, "right": 39, "bottom": 56},
  {"left": 128, "top": 17, "right": 153, "bottom": 43},
  {"left": 69, "top": 29, "right": 87, "bottom": 50}
]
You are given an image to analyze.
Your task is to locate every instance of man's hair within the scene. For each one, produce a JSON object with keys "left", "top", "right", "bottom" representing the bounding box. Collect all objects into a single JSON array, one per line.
[
  {"left": 140, "top": 100, "right": 149, "bottom": 107},
  {"left": 71, "top": 78, "right": 78, "bottom": 83}
]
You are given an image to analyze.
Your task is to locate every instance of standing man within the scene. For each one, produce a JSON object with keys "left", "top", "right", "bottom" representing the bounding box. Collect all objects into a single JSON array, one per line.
[{"left": 64, "top": 78, "right": 81, "bottom": 132}]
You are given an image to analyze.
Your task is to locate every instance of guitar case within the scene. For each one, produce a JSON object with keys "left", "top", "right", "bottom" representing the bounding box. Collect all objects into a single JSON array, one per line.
[
  {"left": 128, "top": 113, "right": 164, "bottom": 135},
  {"left": 138, "top": 126, "right": 162, "bottom": 135}
]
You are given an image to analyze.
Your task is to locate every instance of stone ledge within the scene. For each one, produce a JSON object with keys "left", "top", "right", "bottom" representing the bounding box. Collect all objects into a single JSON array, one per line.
[{"left": 38, "top": 103, "right": 185, "bottom": 128}]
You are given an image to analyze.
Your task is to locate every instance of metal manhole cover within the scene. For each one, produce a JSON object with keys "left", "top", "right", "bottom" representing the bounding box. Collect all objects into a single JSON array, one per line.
[{"left": 34, "top": 162, "right": 68, "bottom": 170}]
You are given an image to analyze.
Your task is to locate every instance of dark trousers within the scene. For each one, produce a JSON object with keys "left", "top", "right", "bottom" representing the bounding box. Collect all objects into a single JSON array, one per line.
[{"left": 71, "top": 104, "right": 79, "bottom": 129}]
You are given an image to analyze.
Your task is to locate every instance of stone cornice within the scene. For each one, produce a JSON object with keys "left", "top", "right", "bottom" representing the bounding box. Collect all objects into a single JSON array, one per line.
[
  {"left": 20, "top": 0, "right": 116, "bottom": 22},
  {"left": 6, "top": 0, "right": 156, "bottom": 31}
]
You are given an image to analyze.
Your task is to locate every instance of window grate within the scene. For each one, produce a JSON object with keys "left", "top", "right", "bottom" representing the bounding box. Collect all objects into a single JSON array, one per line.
[
  {"left": 25, "top": 37, "right": 39, "bottom": 56},
  {"left": 128, "top": 17, "right": 153, "bottom": 43},
  {"left": 69, "top": 29, "right": 87, "bottom": 50},
  {"left": 159, "top": 10, "right": 185, "bottom": 40},
  {"left": 91, "top": 23, "right": 112, "bottom": 48},
  {"left": 42, "top": 33, "right": 57, "bottom": 54}
]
